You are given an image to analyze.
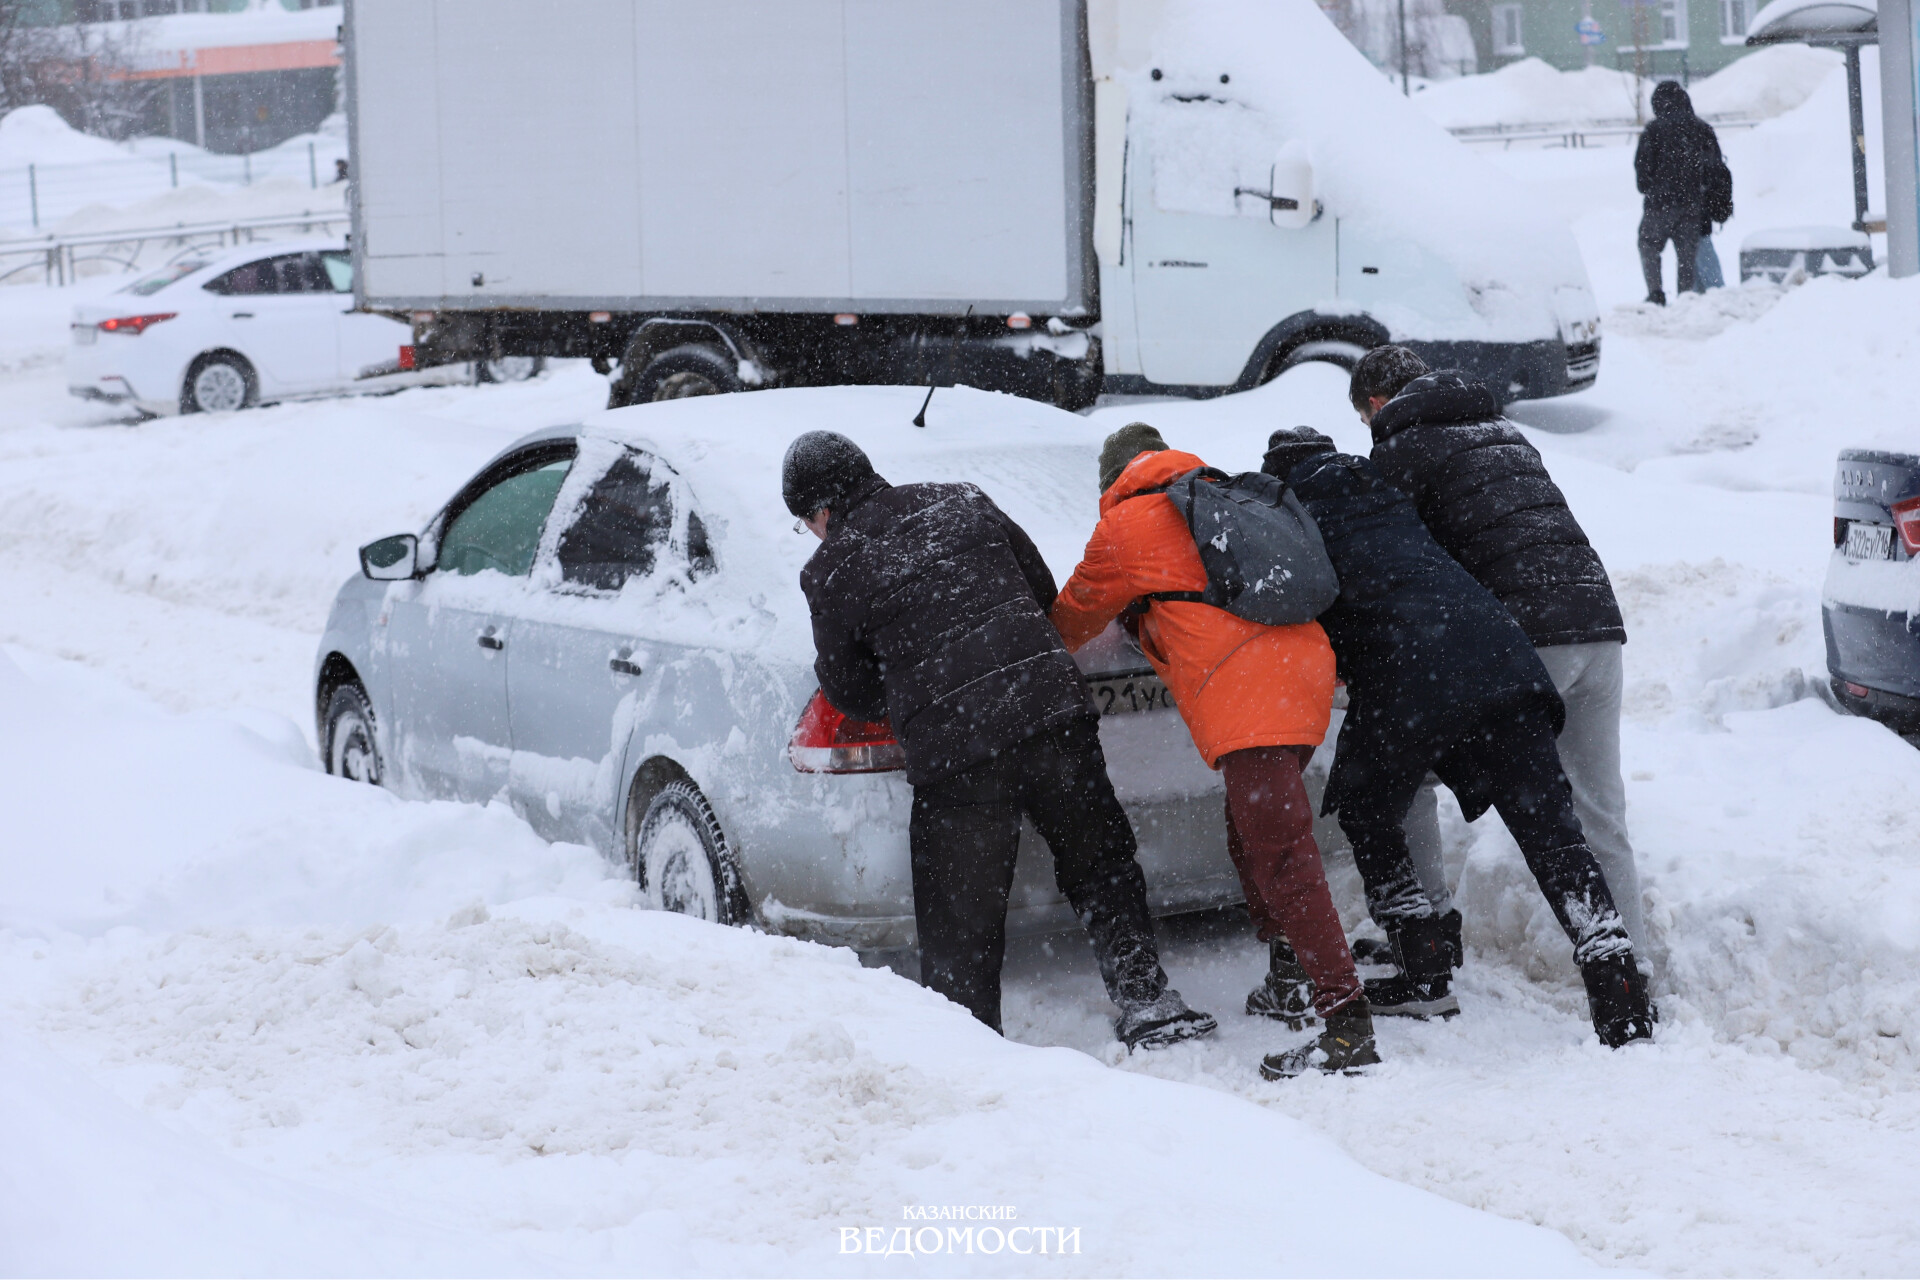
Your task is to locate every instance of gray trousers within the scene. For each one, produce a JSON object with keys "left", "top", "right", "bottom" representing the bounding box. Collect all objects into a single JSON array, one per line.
[{"left": 1402, "top": 640, "right": 1648, "bottom": 955}]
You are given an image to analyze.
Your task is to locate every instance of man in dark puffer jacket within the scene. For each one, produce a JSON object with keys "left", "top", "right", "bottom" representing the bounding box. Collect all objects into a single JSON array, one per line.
[
  {"left": 1261, "top": 428, "right": 1652, "bottom": 1049},
  {"left": 787, "top": 430, "right": 1213, "bottom": 1049},
  {"left": 1634, "top": 79, "right": 1724, "bottom": 303},
  {"left": 1354, "top": 349, "right": 1648, "bottom": 978}
]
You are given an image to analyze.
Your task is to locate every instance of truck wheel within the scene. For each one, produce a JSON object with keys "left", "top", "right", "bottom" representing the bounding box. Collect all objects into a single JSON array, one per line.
[
  {"left": 1265, "top": 338, "right": 1370, "bottom": 382},
  {"left": 628, "top": 777, "right": 749, "bottom": 925},
  {"left": 609, "top": 343, "right": 739, "bottom": 408},
  {"left": 474, "top": 355, "right": 545, "bottom": 384}
]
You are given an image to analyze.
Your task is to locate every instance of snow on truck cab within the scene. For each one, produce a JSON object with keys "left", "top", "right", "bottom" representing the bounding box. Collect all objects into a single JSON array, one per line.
[{"left": 344, "top": 0, "right": 1599, "bottom": 411}]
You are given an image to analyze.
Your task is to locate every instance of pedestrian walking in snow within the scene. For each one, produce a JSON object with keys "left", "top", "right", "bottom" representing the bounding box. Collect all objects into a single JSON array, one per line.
[
  {"left": 785, "top": 430, "right": 1215, "bottom": 1051},
  {"left": 1634, "top": 80, "right": 1727, "bottom": 304},
  {"left": 1051, "top": 424, "right": 1378, "bottom": 1079},
  {"left": 1261, "top": 426, "right": 1654, "bottom": 1049},
  {"left": 1354, "top": 349, "right": 1652, "bottom": 981}
]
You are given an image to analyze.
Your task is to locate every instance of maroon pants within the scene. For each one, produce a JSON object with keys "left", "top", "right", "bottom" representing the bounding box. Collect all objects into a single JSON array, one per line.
[{"left": 1221, "top": 745, "right": 1362, "bottom": 1015}]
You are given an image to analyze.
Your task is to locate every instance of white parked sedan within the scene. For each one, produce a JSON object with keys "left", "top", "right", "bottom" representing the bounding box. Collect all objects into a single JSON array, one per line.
[
  {"left": 68, "top": 238, "right": 414, "bottom": 416},
  {"left": 314, "top": 385, "right": 1268, "bottom": 950}
]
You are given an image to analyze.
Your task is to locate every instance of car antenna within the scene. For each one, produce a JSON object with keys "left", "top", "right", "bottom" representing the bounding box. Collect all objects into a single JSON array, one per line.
[{"left": 912, "top": 304, "right": 974, "bottom": 428}]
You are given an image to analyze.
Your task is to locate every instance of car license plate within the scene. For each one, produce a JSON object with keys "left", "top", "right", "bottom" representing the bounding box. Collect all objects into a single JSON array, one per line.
[
  {"left": 71, "top": 324, "right": 95, "bottom": 345},
  {"left": 1844, "top": 521, "right": 1894, "bottom": 561},
  {"left": 1087, "top": 672, "right": 1174, "bottom": 716}
]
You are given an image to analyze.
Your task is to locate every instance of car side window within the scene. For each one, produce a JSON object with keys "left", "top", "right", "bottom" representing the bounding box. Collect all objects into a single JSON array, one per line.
[
  {"left": 556, "top": 452, "right": 675, "bottom": 591},
  {"left": 439, "top": 457, "right": 573, "bottom": 578},
  {"left": 204, "top": 257, "right": 279, "bottom": 295},
  {"left": 319, "top": 250, "right": 353, "bottom": 293},
  {"left": 280, "top": 253, "right": 332, "bottom": 294}
]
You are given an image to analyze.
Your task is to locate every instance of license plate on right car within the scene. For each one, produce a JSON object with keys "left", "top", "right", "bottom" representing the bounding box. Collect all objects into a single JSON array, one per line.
[
  {"left": 1087, "top": 672, "right": 1174, "bottom": 716},
  {"left": 70, "top": 324, "right": 95, "bottom": 345},
  {"left": 1844, "top": 521, "right": 1894, "bottom": 561}
]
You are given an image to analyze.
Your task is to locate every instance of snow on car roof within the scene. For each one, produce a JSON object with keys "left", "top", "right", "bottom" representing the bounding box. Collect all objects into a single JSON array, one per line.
[{"left": 546, "top": 384, "right": 1114, "bottom": 662}]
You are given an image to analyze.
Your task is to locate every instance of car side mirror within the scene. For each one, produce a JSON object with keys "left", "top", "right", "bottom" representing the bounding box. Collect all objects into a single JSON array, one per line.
[
  {"left": 360, "top": 532, "right": 420, "bottom": 580},
  {"left": 1267, "top": 142, "right": 1315, "bottom": 231}
]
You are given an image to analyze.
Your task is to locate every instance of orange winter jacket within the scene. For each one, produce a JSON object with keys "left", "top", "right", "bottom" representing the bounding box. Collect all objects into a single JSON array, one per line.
[{"left": 1052, "top": 448, "right": 1337, "bottom": 767}]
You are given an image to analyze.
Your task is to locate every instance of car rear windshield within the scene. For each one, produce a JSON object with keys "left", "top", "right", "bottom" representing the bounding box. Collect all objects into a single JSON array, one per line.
[{"left": 119, "top": 260, "right": 207, "bottom": 297}]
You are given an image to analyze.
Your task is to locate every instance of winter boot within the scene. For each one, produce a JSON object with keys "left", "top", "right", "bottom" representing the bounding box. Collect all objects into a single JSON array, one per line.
[
  {"left": 1646, "top": 290, "right": 1668, "bottom": 306},
  {"left": 1357, "top": 907, "right": 1461, "bottom": 968},
  {"left": 1581, "top": 955, "right": 1655, "bottom": 1048},
  {"left": 1115, "top": 990, "right": 1218, "bottom": 1052},
  {"left": 1245, "top": 937, "right": 1317, "bottom": 1030},
  {"left": 1259, "top": 999, "right": 1382, "bottom": 1079},
  {"left": 1441, "top": 907, "right": 1464, "bottom": 969},
  {"left": 1390, "top": 913, "right": 1453, "bottom": 982},
  {"left": 1364, "top": 970, "right": 1460, "bottom": 1020}
]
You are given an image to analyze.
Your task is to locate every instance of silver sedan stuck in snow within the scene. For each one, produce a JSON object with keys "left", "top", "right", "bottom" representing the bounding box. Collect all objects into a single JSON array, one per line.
[{"left": 314, "top": 385, "right": 1251, "bottom": 949}]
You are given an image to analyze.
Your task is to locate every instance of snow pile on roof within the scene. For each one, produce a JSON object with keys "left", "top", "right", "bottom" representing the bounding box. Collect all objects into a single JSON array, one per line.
[
  {"left": 1412, "top": 45, "right": 1842, "bottom": 130},
  {"left": 1132, "top": 0, "right": 1592, "bottom": 342},
  {"left": 0, "top": 647, "right": 1605, "bottom": 1276}
]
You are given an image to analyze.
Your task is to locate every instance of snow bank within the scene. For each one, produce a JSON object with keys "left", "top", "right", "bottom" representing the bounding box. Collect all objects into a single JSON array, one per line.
[
  {"left": 0, "top": 105, "right": 129, "bottom": 169},
  {"left": 0, "top": 650, "right": 1605, "bottom": 1276},
  {"left": 1412, "top": 46, "right": 1842, "bottom": 131}
]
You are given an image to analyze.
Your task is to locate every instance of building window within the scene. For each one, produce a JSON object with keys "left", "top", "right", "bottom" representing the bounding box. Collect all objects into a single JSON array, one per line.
[
  {"left": 1492, "top": 2, "right": 1525, "bottom": 54},
  {"left": 1720, "top": 0, "right": 1749, "bottom": 39},
  {"left": 1660, "top": 0, "right": 1689, "bottom": 43}
]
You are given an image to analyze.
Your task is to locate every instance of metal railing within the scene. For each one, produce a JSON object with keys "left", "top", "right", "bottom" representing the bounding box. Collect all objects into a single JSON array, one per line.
[
  {"left": 0, "top": 208, "right": 350, "bottom": 286},
  {"left": 0, "top": 139, "right": 348, "bottom": 231},
  {"left": 1448, "top": 116, "right": 1761, "bottom": 150}
]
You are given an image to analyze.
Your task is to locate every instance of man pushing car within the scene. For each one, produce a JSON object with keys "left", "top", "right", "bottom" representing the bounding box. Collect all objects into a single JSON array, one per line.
[
  {"left": 784, "top": 430, "right": 1215, "bottom": 1051},
  {"left": 1051, "top": 424, "right": 1378, "bottom": 1078}
]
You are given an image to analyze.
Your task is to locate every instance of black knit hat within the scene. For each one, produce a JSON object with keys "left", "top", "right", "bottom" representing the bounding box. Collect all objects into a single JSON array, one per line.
[
  {"left": 1261, "top": 426, "right": 1337, "bottom": 479},
  {"left": 782, "top": 431, "right": 875, "bottom": 518}
]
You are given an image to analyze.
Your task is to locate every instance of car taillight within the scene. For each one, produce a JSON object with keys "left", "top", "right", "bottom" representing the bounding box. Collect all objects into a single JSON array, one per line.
[
  {"left": 398, "top": 344, "right": 416, "bottom": 371},
  {"left": 1893, "top": 495, "right": 1920, "bottom": 556},
  {"left": 96, "top": 313, "right": 177, "bottom": 335},
  {"left": 787, "top": 690, "right": 905, "bottom": 774}
]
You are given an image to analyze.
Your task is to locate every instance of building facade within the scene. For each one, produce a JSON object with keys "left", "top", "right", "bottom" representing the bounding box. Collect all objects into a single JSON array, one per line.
[{"left": 1444, "top": 0, "right": 1759, "bottom": 80}]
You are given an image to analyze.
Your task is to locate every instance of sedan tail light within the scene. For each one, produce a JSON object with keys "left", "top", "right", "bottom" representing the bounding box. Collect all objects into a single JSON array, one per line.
[
  {"left": 1893, "top": 495, "right": 1920, "bottom": 556},
  {"left": 787, "top": 690, "right": 905, "bottom": 773},
  {"left": 96, "top": 312, "right": 177, "bottom": 335}
]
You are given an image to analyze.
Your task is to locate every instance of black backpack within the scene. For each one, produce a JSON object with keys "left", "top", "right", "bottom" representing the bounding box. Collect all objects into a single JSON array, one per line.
[
  {"left": 1705, "top": 154, "right": 1734, "bottom": 224},
  {"left": 1128, "top": 467, "right": 1340, "bottom": 627}
]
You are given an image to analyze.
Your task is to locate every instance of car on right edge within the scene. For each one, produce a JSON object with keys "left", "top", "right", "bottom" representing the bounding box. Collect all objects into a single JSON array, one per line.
[{"left": 1824, "top": 449, "right": 1920, "bottom": 735}]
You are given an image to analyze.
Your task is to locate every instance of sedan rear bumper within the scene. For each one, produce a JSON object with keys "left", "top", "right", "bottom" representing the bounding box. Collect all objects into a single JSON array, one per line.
[{"left": 1824, "top": 601, "right": 1920, "bottom": 731}]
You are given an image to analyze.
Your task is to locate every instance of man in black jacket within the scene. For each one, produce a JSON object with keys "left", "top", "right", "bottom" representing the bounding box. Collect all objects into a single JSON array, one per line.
[
  {"left": 1352, "top": 350, "right": 1649, "bottom": 984},
  {"left": 785, "top": 430, "right": 1215, "bottom": 1050},
  {"left": 1261, "top": 428, "right": 1653, "bottom": 1048},
  {"left": 1634, "top": 79, "right": 1725, "bottom": 303}
]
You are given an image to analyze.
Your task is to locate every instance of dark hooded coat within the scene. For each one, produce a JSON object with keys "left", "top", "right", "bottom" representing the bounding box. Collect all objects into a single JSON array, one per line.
[
  {"left": 1635, "top": 81, "right": 1723, "bottom": 214},
  {"left": 1368, "top": 371, "right": 1626, "bottom": 648},
  {"left": 1261, "top": 443, "right": 1562, "bottom": 820},
  {"left": 800, "top": 475, "right": 1095, "bottom": 787}
]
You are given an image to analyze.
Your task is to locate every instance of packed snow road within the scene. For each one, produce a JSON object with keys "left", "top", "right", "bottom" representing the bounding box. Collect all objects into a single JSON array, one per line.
[{"left": 6, "top": 72, "right": 1920, "bottom": 1277}]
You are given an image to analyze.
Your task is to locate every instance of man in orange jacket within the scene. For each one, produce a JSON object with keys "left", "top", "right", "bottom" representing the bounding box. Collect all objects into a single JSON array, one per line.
[{"left": 1052, "top": 423, "right": 1377, "bottom": 1078}]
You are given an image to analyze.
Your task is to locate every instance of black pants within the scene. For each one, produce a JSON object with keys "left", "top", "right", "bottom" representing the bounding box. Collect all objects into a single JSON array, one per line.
[
  {"left": 909, "top": 719, "right": 1168, "bottom": 1032},
  {"left": 1337, "top": 705, "right": 1633, "bottom": 967},
  {"left": 1639, "top": 205, "right": 1704, "bottom": 299}
]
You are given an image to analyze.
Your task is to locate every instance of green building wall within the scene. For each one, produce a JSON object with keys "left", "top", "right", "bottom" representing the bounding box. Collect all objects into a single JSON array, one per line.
[{"left": 1446, "top": 0, "right": 1757, "bottom": 84}]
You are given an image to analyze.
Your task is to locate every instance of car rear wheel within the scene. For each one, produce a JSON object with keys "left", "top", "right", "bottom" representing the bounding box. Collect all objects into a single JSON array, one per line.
[
  {"left": 473, "top": 355, "right": 546, "bottom": 384},
  {"left": 323, "top": 683, "right": 383, "bottom": 785},
  {"left": 183, "top": 353, "right": 256, "bottom": 413},
  {"left": 629, "top": 777, "right": 748, "bottom": 924}
]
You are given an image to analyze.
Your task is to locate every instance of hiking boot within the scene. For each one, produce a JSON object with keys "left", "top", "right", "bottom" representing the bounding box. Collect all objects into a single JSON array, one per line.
[
  {"left": 1581, "top": 956, "right": 1654, "bottom": 1048},
  {"left": 1245, "top": 937, "right": 1317, "bottom": 1030},
  {"left": 1646, "top": 290, "right": 1668, "bottom": 306},
  {"left": 1260, "top": 999, "right": 1381, "bottom": 1079},
  {"left": 1365, "top": 971, "right": 1461, "bottom": 1020},
  {"left": 1115, "top": 991, "right": 1218, "bottom": 1051},
  {"left": 1390, "top": 914, "right": 1452, "bottom": 982}
]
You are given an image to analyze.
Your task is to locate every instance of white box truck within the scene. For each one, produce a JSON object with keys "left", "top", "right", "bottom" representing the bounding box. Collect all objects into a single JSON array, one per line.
[{"left": 344, "top": 0, "right": 1601, "bottom": 409}]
